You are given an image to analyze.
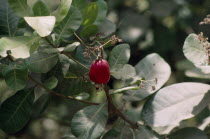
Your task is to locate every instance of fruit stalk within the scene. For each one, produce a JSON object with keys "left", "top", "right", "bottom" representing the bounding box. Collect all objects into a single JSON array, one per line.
[{"left": 104, "top": 85, "right": 138, "bottom": 129}]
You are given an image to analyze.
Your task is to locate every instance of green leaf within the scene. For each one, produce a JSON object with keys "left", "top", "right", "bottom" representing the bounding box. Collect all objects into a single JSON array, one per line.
[
  {"left": 169, "top": 127, "right": 208, "bottom": 139},
  {"left": 0, "top": 36, "right": 40, "bottom": 58},
  {"left": 82, "top": 2, "right": 98, "bottom": 26},
  {"left": 59, "top": 56, "right": 92, "bottom": 95},
  {"left": 195, "top": 65, "right": 210, "bottom": 74},
  {"left": 3, "top": 60, "right": 28, "bottom": 91},
  {"left": 62, "top": 135, "right": 77, "bottom": 139},
  {"left": 177, "top": 107, "right": 210, "bottom": 132},
  {"left": 137, "top": 125, "right": 160, "bottom": 139},
  {"left": 102, "top": 123, "right": 160, "bottom": 139},
  {"left": 27, "top": 0, "right": 38, "bottom": 8},
  {"left": 0, "top": 64, "right": 7, "bottom": 77},
  {"left": 0, "top": 0, "right": 20, "bottom": 37},
  {"left": 0, "top": 79, "right": 16, "bottom": 104},
  {"left": 73, "top": 45, "right": 93, "bottom": 68},
  {"left": 59, "top": 53, "right": 89, "bottom": 83},
  {"left": 59, "top": 54, "right": 71, "bottom": 76},
  {"left": 142, "top": 83, "right": 210, "bottom": 127},
  {"left": 29, "top": 41, "right": 40, "bottom": 54},
  {"left": 118, "top": 12, "right": 150, "bottom": 43},
  {"left": 72, "top": 0, "right": 87, "bottom": 15},
  {"left": 71, "top": 104, "right": 108, "bottom": 139},
  {"left": 33, "top": 84, "right": 47, "bottom": 101},
  {"left": 32, "top": 0, "right": 50, "bottom": 16},
  {"left": 59, "top": 77, "right": 92, "bottom": 96},
  {"left": 31, "top": 93, "right": 49, "bottom": 118},
  {"left": 94, "top": 0, "right": 107, "bottom": 26},
  {"left": 111, "top": 64, "right": 136, "bottom": 80},
  {"left": 80, "top": 24, "right": 98, "bottom": 38},
  {"left": 0, "top": 65, "right": 7, "bottom": 74},
  {"left": 175, "top": 59, "right": 210, "bottom": 79},
  {"left": 98, "top": 19, "right": 116, "bottom": 39},
  {"left": 74, "top": 92, "right": 90, "bottom": 100},
  {"left": 41, "top": 48, "right": 61, "bottom": 54},
  {"left": 43, "top": 76, "right": 58, "bottom": 89},
  {"left": 185, "top": 67, "right": 210, "bottom": 79},
  {"left": 0, "top": 89, "right": 34, "bottom": 133},
  {"left": 17, "top": 18, "right": 27, "bottom": 28},
  {"left": 108, "top": 44, "right": 130, "bottom": 70},
  {"left": 24, "top": 16, "right": 56, "bottom": 37},
  {"left": 183, "top": 33, "right": 208, "bottom": 66},
  {"left": 176, "top": 59, "right": 194, "bottom": 71},
  {"left": 75, "top": 0, "right": 107, "bottom": 27},
  {"left": 125, "top": 109, "right": 141, "bottom": 123},
  {"left": 124, "top": 53, "right": 171, "bottom": 101},
  {"left": 52, "top": 0, "right": 72, "bottom": 24},
  {"left": 8, "top": 0, "right": 29, "bottom": 17},
  {"left": 183, "top": 33, "right": 210, "bottom": 74},
  {"left": 25, "top": 51, "right": 58, "bottom": 73},
  {"left": 64, "top": 42, "right": 80, "bottom": 52},
  {"left": 54, "top": 6, "right": 82, "bottom": 43}
]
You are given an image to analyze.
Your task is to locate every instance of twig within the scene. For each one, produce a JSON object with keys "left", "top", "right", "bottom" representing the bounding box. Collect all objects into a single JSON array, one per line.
[
  {"left": 29, "top": 76, "right": 99, "bottom": 105},
  {"left": 74, "top": 32, "right": 97, "bottom": 57},
  {"left": 104, "top": 85, "right": 138, "bottom": 129},
  {"left": 110, "top": 86, "right": 139, "bottom": 95},
  {"left": 64, "top": 53, "right": 90, "bottom": 70},
  {"left": 100, "top": 39, "right": 112, "bottom": 48},
  {"left": 74, "top": 32, "right": 90, "bottom": 48}
]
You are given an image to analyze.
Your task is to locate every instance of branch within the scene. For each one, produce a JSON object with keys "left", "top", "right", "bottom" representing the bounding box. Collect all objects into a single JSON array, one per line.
[
  {"left": 4, "top": 40, "right": 97, "bottom": 106},
  {"left": 104, "top": 85, "right": 138, "bottom": 129},
  {"left": 29, "top": 76, "right": 99, "bottom": 105}
]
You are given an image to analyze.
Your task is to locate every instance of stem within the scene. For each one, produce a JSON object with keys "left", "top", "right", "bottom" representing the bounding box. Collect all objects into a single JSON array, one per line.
[
  {"left": 64, "top": 53, "right": 90, "bottom": 70},
  {"left": 74, "top": 32, "right": 89, "bottom": 48},
  {"left": 96, "top": 41, "right": 102, "bottom": 46},
  {"left": 98, "top": 45, "right": 104, "bottom": 59},
  {"left": 101, "top": 39, "right": 112, "bottom": 48},
  {"left": 104, "top": 85, "right": 138, "bottom": 129},
  {"left": 104, "top": 85, "right": 114, "bottom": 115},
  {"left": 110, "top": 86, "right": 139, "bottom": 95},
  {"left": 29, "top": 76, "right": 99, "bottom": 105},
  {"left": 74, "top": 32, "right": 97, "bottom": 57}
]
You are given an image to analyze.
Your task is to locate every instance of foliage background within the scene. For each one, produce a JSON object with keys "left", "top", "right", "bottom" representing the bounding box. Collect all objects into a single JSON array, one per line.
[
  {"left": 107, "top": 0, "right": 210, "bottom": 83},
  {"left": 1, "top": 0, "right": 210, "bottom": 138}
]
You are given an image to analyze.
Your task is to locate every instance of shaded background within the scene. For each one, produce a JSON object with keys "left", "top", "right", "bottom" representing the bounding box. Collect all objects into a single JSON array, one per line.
[
  {"left": 1, "top": 0, "right": 210, "bottom": 138},
  {"left": 105, "top": 0, "right": 210, "bottom": 84}
]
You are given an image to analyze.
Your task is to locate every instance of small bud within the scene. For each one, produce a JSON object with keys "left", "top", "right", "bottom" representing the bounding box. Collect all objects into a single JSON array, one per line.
[
  {"left": 111, "top": 35, "right": 123, "bottom": 45},
  {"left": 140, "top": 84, "right": 145, "bottom": 90},
  {"left": 155, "top": 78, "right": 158, "bottom": 84},
  {"left": 152, "top": 86, "right": 156, "bottom": 91}
]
